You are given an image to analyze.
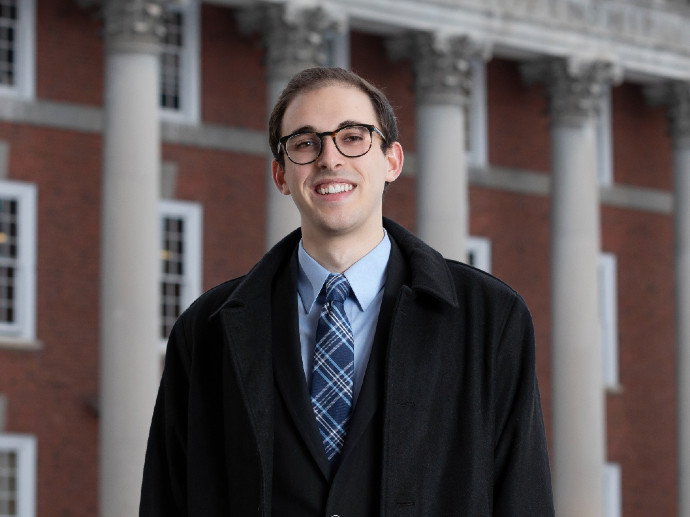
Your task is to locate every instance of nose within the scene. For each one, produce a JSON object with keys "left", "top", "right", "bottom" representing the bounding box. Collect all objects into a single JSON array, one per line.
[{"left": 316, "top": 134, "right": 344, "bottom": 170}]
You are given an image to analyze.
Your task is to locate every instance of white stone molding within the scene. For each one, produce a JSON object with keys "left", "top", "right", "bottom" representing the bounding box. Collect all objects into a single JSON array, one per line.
[{"left": 217, "top": 0, "right": 690, "bottom": 82}]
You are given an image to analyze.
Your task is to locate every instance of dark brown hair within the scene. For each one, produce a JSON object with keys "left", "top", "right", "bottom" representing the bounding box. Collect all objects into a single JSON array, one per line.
[{"left": 268, "top": 67, "right": 399, "bottom": 166}]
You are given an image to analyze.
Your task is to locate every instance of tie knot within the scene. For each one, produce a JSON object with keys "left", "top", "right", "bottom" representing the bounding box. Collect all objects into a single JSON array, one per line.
[{"left": 323, "top": 273, "right": 350, "bottom": 304}]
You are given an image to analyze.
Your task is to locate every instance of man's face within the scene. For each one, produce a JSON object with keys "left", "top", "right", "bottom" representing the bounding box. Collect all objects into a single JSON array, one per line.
[{"left": 272, "top": 84, "right": 403, "bottom": 243}]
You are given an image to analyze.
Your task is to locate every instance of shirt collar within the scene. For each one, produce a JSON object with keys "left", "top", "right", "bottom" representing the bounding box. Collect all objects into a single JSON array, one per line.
[{"left": 297, "top": 230, "right": 391, "bottom": 313}]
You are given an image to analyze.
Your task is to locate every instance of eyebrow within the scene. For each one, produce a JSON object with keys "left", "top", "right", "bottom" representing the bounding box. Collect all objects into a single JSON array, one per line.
[{"left": 284, "top": 120, "right": 371, "bottom": 136}]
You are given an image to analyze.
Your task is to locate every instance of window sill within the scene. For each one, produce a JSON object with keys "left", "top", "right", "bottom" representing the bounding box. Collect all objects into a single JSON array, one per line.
[{"left": 0, "top": 337, "right": 43, "bottom": 351}]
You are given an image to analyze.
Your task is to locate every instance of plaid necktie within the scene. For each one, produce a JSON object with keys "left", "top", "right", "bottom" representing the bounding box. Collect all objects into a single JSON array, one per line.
[{"left": 310, "top": 273, "right": 355, "bottom": 465}]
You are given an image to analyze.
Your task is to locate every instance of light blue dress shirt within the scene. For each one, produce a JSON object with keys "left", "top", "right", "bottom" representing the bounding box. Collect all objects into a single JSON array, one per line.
[{"left": 297, "top": 231, "right": 391, "bottom": 407}]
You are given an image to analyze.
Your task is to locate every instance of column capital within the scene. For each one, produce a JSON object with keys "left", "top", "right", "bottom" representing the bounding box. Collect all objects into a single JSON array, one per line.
[
  {"left": 237, "top": 4, "right": 341, "bottom": 82},
  {"left": 103, "top": 0, "right": 180, "bottom": 53},
  {"left": 522, "top": 58, "right": 621, "bottom": 124},
  {"left": 645, "top": 82, "right": 690, "bottom": 148},
  {"left": 389, "top": 32, "right": 490, "bottom": 105}
]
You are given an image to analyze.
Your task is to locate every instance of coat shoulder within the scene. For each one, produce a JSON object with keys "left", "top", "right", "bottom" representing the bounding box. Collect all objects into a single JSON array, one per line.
[{"left": 445, "top": 259, "right": 521, "bottom": 301}]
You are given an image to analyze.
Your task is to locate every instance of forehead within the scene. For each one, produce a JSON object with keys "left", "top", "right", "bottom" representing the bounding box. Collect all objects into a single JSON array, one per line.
[{"left": 281, "top": 84, "right": 377, "bottom": 135}]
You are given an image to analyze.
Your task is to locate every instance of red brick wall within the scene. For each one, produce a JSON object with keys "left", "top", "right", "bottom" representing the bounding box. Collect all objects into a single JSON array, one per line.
[
  {"left": 162, "top": 144, "right": 267, "bottom": 288},
  {"left": 0, "top": 123, "right": 102, "bottom": 517},
  {"left": 201, "top": 4, "right": 267, "bottom": 130},
  {"left": 36, "top": 0, "right": 103, "bottom": 106},
  {"left": 613, "top": 83, "right": 673, "bottom": 190},
  {"left": 488, "top": 58, "right": 551, "bottom": 173},
  {"left": 604, "top": 205, "right": 676, "bottom": 516}
]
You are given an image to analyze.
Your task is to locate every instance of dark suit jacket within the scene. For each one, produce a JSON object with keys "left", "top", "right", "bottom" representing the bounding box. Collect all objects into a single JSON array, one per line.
[{"left": 140, "top": 218, "right": 554, "bottom": 516}]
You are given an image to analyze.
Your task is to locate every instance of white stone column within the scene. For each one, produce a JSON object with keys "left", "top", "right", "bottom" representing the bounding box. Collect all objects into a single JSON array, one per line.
[
  {"left": 238, "top": 5, "right": 340, "bottom": 248},
  {"left": 392, "top": 34, "right": 484, "bottom": 260},
  {"left": 667, "top": 83, "right": 690, "bottom": 517},
  {"left": 99, "top": 2, "right": 164, "bottom": 516},
  {"left": 529, "top": 59, "right": 614, "bottom": 517}
]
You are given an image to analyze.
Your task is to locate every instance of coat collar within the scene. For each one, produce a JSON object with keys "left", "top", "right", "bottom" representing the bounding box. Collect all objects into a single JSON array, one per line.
[
  {"left": 382, "top": 218, "right": 459, "bottom": 309},
  {"left": 211, "top": 217, "right": 459, "bottom": 317}
]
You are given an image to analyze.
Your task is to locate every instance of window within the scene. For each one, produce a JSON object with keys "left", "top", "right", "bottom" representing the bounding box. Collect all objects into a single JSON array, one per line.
[
  {"left": 466, "top": 58, "right": 488, "bottom": 168},
  {"left": 0, "top": 182, "right": 36, "bottom": 343},
  {"left": 159, "top": 200, "right": 202, "bottom": 349},
  {"left": 604, "top": 462, "right": 622, "bottom": 517},
  {"left": 0, "top": 0, "right": 34, "bottom": 99},
  {"left": 599, "top": 252, "right": 619, "bottom": 388},
  {"left": 159, "top": 1, "right": 199, "bottom": 123},
  {"left": 467, "top": 236, "right": 492, "bottom": 273},
  {"left": 0, "top": 434, "right": 36, "bottom": 517}
]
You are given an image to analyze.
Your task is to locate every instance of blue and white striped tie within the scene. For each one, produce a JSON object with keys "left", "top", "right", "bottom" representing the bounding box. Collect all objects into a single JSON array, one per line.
[{"left": 310, "top": 273, "right": 354, "bottom": 465}]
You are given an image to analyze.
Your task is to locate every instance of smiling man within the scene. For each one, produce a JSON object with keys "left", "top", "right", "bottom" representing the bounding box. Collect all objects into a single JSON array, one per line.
[{"left": 140, "top": 67, "right": 554, "bottom": 516}]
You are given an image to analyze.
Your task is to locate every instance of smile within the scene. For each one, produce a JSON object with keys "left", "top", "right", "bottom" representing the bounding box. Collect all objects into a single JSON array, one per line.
[{"left": 316, "top": 183, "right": 354, "bottom": 195}]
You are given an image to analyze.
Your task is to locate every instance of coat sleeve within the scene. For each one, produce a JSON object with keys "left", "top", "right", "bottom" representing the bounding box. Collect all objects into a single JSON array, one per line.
[
  {"left": 139, "top": 318, "right": 192, "bottom": 517},
  {"left": 492, "top": 294, "right": 555, "bottom": 516}
]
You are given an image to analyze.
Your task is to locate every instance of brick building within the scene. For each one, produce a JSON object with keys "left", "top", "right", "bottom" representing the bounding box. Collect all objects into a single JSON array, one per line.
[{"left": 0, "top": 0, "right": 687, "bottom": 516}]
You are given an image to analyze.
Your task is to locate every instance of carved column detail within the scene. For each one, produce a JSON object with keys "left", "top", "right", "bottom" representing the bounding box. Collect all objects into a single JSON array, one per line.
[
  {"left": 390, "top": 33, "right": 487, "bottom": 106},
  {"left": 238, "top": 4, "right": 340, "bottom": 82},
  {"left": 523, "top": 58, "right": 619, "bottom": 124},
  {"left": 103, "top": 0, "right": 170, "bottom": 52}
]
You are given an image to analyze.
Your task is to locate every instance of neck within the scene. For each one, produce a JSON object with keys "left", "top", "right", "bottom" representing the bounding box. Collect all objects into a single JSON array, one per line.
[{"left": 302, "top": 225, "right": 385, "bottom": 273}]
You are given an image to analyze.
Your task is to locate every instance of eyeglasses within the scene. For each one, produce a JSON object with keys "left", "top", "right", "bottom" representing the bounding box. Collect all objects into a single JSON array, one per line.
[{"left": 277, "top": 124, "right": 386, "bottom": 165}]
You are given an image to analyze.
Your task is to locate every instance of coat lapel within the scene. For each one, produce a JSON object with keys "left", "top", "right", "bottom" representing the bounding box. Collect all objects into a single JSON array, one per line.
[
  {"left": 338, "top": 236, "right": 409, "bottom": 466},
  {"left": 271, "top": 252, "right": 332, "bottom": 479}
]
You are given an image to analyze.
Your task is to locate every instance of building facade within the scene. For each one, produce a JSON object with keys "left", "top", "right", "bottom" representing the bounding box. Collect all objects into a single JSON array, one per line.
[{"left": 0, "top": 0, "right": 687, "bottom": 515}]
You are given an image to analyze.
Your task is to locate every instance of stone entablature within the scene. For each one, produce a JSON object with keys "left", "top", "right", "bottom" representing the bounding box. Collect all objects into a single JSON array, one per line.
[
  {"left": 416, "top": 0, "right": 690, "bottom": 52},
  {"left": 221, "top": 0, "right": 690, "bottom": 81}
]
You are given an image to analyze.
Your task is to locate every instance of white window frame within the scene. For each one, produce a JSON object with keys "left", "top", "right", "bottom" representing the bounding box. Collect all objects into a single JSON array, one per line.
[
  {"left": 158, "top": 199, "right": 202, "bottom": 351},
  {"left": 604, "top": 462, "right": 622, "bottom": 517},
  {"left": 159, "top": 0, "right": 200, "bottom": 124},
  {"left": 466, "top": 58, "right": 488, "bottom": 169},
  {"left": 597, "top": 85, "right": 613, "bottom": 186},
  {"left": 467, "top": 236, "right": 492, "bottom": 273},
  {"left": 0, "top": 0, "right": 35, "bottom": 100},
  {"left": 0, "top": 181, "right": 36, "bottom": 344},
  {"left": 0, "top": 433, "right": 36, "bottom": 517},
  {"left": 599, "top": 252, "right": 619, "bottom": 388}
]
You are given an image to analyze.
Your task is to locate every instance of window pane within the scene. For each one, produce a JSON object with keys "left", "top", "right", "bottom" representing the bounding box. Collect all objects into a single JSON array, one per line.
[
  {"left": 0, "top": 0, "right": 17, "bottom": 87},
  {"left": 160, "top": 10, "right": 183, "bottom": 111},
  {"left": 160, "top": 216, "right": 185, "bottom": 339},
  {"left": 0, "top": 449, "right": 17, "bottom": 516},
  {"left": 0, "top": 196, "right": 18, "bottom": 325}
]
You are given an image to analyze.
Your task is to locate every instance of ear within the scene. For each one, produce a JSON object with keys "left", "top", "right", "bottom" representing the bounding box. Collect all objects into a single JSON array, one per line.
[
  {"left": 272, "top": 160, "right": 291, "bottom": 195},
  {"left": 384, "top": 141, "right": 404, "bottom": 184}
]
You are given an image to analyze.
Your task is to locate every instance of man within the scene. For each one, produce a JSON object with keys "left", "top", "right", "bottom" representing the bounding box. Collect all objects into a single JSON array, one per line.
[{"left": 140, "top": 67, "right": 554, "bottom": 516}]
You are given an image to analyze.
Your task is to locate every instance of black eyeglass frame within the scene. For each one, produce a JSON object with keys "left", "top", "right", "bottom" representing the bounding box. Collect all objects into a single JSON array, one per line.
[{"left": 276, "top": 123, "right": 387, "bottom": 165}]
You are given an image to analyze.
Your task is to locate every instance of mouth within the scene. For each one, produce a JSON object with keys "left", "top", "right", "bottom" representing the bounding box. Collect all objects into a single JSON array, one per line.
[{"left": 315, "top": 182, "right": 355, "bottom": 196}]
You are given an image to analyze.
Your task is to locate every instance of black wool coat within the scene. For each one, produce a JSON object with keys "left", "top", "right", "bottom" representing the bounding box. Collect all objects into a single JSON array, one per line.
[{"left": 139, "top": 218, "right": 554, "bottom": 516}]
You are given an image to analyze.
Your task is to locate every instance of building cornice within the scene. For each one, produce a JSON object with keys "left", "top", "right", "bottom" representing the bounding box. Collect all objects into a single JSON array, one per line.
[{"left": 217, "top": 0, "right": 690, "bottom": 82}]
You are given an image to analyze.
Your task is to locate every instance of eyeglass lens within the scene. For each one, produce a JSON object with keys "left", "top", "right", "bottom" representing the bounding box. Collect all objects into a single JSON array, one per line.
[{"left": 285, "top": 125, "right": 373, "bottom": 164}]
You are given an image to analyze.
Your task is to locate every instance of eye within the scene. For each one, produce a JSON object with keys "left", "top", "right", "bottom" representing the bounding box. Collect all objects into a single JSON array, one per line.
[
  {"left": 288, "top": 133, "right": 319, "bottom": 151},
  {"left": 338, "top": 126, "right": 368, "bottom": 145}
]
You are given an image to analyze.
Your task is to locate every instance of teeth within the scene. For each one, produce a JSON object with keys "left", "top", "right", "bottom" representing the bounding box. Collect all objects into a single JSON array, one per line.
[{"left": 318, "top": 183, "right": 354, "bottom": 195}]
